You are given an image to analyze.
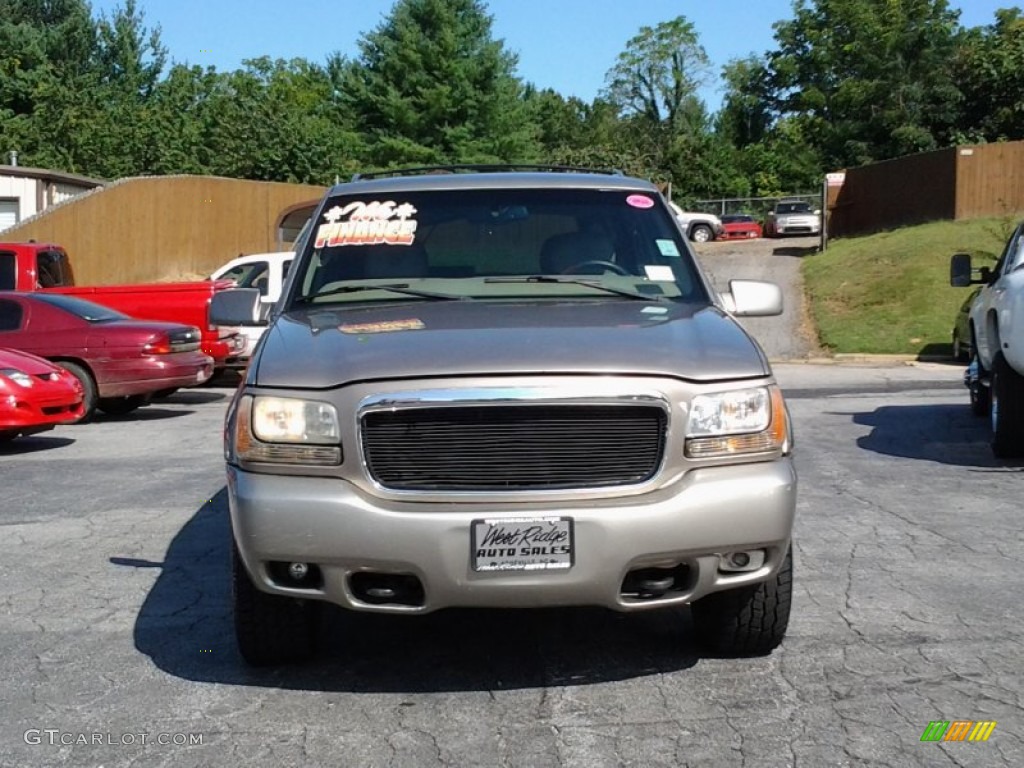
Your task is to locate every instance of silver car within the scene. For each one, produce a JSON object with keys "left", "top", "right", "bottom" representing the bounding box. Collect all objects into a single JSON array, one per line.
[
  {"left": 212, "top": 168, "right": 798, "bottom": 666},
  {"left": 766, "top": 199, "right": 821, "bottom": 237}
]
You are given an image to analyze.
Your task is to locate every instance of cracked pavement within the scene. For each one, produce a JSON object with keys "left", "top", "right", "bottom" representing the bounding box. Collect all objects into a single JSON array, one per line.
[{"left": 0, "top": 360, "right": 1021, "bottom": 767}]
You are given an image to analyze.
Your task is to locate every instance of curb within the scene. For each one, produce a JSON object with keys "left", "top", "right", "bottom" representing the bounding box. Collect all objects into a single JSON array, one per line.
[{"left": 770, "top": 354, "right": 962, "bottom": 367}]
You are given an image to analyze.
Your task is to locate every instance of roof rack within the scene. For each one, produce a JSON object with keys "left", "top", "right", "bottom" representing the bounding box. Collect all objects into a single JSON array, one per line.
[{"left": 350, "top": 164, "right": 625, "bottom": 182}]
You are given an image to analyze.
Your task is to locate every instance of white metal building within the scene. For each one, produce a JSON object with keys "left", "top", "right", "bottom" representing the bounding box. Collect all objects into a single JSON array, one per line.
[{"left": 0, "top": 164, "right": 104, "bottom": 233}]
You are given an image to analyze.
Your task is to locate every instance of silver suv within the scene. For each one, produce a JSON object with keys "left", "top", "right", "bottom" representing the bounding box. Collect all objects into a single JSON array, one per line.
[
  {"left": 211, "top": 166, "right": 797, "bottom": 666},
  {"left": 765, "top": 199, "right": 821, "bottom": 237}
]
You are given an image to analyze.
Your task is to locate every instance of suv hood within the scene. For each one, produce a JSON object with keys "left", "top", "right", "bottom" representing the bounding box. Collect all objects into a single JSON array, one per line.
[{"left": 253, "top": 301, "right": 770, "bottom": 388}]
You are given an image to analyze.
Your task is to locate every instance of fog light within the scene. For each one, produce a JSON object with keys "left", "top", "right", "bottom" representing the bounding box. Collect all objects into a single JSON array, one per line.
[
  {"left": 719, "top": 550, "right": 766, "bottom": 573},
  {"left": 288, "top": 562, "right": 309, "bottom": 581}
]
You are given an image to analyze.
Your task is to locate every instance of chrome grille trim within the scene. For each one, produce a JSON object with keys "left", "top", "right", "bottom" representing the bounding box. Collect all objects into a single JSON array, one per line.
[{"left": 357, "top": 387, "right": 670, "bottom": 495}]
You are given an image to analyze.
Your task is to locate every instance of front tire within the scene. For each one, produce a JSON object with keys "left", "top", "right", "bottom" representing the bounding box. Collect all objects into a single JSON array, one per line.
[
  {"left": 690, "top": 224, "right": 713, "bottom": 243},
  {"left": 692, "top": 548, "right": 792, "bottom": 656},
  {"left": 54, "top": 361, "right": 97, "bottom": 423},
  {"left": 233, "top": 540, "right": 319, "bottom": 666},
  {"left": 991, "top": 352, "right": 1024, "bottom": 458}
]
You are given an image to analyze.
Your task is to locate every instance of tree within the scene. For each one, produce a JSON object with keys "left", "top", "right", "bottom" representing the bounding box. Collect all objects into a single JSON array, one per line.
[
  {"left": 717, "top": 56, "right": 774, "bottom": 148},
  {"left": 599, "top": 16, "right": 726, "bottom": 198},
  {"left": 0, "top": 0, "right": 98, "bottom": 169},
  {"left": 200, "top": 57, "right": 363, "bottom": 183},
  {"left": 765, "top": 0, "right": 964, "bottom": 168},
  {"left": 337, "top": 0, "right": 537, "bottom": 167},
  {"left": 953, "top": 7, "right": 1024, "bottom": 142},
  {"left": 602, "top": 16, "right": 710, "bottom": 130}
]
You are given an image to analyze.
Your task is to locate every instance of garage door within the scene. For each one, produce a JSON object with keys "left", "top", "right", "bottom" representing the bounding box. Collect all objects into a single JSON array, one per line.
[{"left": 0, "top": 200, "right": 19, "bottom": 233}]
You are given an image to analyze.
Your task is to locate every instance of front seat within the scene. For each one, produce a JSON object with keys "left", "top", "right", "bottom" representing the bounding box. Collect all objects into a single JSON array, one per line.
[{"left": 540, "top": 231, "right": 617, "bottom": 274}]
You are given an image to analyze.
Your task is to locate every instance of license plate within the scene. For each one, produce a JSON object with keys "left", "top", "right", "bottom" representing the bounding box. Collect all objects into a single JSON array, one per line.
[{"left": 471, "top": 517, "right": 574, "bottom": 572}]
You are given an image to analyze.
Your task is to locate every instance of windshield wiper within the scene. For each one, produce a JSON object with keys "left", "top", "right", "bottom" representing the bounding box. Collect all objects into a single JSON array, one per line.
[
  {"left": 483, "top": 275, "right": 667, "bottom": 301},
  {"left": 296, "top": 283, "right": 468, "bottom": 303}
]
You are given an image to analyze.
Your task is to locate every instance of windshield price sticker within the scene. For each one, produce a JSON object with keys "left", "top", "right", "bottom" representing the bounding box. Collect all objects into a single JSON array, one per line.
[
  {"left": 315, "top": 200, "right": 419, "bottom": 248},
  {"left": 471, "top": 517, "right": 574, "bottom": 572}
]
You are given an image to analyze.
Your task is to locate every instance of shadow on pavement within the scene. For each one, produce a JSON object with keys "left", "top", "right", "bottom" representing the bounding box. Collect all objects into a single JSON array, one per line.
[
  {"left": 128, "top": 489, "right": 699, "bottom": 692},
  {"left": 915, "top": 342, "right": 956, "bottom": 362},
  {"left": 160, "top": 390, "right": 229, "bottom": 405},
  {"left": 848, "top": 403, "right": 1024, "bottom": 469},
  {"left": 0, "top": 434, "right": 75, "bottom": 453},
  {"left": 94, "top": 407, "right": 196, "bottom": 423},
  {"left": 771, "top": 245, "right": 819, "bottom": 258}
]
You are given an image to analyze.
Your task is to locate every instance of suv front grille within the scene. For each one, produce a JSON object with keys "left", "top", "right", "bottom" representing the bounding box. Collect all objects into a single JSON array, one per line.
[{"left": 361, "top": 404, "right": 666, "bottom": 491}]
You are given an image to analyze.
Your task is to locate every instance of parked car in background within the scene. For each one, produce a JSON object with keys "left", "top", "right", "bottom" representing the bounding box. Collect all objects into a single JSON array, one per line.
[
  {"left": 209, "top": 251, "right": 294, "bottom": 364},
  {"left": 0, "top": 292, "right": 213, "bottom": 421},
  {"left": 951, "top": 287, "right": 981, "bottom": 362},
  {"left": 764, "top": 200, "right": 821, "bottom": 238},
  {"left": 0, "top": 347, "right": 84, "bottom": 441},
  {"left": 719, "top": 214, "right": 763, "bottom": 240},
  {"left": 0, "top": 242, "right": 244, "bottom": 369},
  {"left": 950, "top": 220, "right": 1024, "bottom": 456},
  {"left": 668, "top": 202, "right": 724, "bottom": 243}
]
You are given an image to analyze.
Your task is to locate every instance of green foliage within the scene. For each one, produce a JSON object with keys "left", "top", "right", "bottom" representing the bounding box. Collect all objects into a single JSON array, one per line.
[
  {"left": 765, "top": 0, "right": 964, "bottom": 169},
  {"left": 1, "top": 0, "right": 1022, "bottom": 202},
  {"left": 602, "top": 17, "right": 710, "bottom": 129},
  {"left": 337, "top": 0, "right": 537, "bottom": 168},
  {"left": 952, "top": 8, "right": 1024, "bottom": 141},
  {"left": 716, "top": 56, "right": 773, "bottom": 148},
  {"left": 199, "top": 57, "right": 362, "bottom": 183},
  {"left": 802, "top": 218, "right": 1008, "bottom": 354}
]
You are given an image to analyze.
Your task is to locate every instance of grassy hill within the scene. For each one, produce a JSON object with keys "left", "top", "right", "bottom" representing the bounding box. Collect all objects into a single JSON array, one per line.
[{"left": 802, "top": 218, "right": 1013, "bottom": 355}]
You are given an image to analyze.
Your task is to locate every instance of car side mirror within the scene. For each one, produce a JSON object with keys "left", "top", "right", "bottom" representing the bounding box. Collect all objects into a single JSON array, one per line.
[
  {"left": 724, "top": 279, "right": 784, "bottom": 317},
  {"left": 949, "top": 253, "right": 973, "bottom": 287},
  {"left": 210, "top": 288, "right": 262, "bottom": 326}
]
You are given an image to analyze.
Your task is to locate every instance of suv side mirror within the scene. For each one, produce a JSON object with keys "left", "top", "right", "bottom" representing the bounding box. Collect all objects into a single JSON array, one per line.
[
  {"left": 724, "top": 279, "right": 784, "bottom": 317},
  {"left": 210, "top": 288, "right": 262, "bottom": 326},
  {"left": 950, "top": 253, "right": 973, "bottom": 287}
]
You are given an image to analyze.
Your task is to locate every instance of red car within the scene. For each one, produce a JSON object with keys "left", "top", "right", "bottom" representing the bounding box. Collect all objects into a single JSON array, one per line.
[
  {"left": 0, "top": 348, "right": 84, "bottom": 441},
  {"left": 0, "top": 292, "right": 214, "bottom": 421},
  {"left": 719, "top": 214, "right": 763, "bottom": 240}
]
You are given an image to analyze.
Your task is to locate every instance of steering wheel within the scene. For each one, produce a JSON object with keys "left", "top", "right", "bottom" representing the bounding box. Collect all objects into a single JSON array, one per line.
[{"left": 559, "top": 260, "right": 630, "bottom": 276}]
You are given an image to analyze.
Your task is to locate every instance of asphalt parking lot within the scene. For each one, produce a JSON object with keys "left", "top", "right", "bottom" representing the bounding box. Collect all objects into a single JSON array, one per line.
[{"left": 2, "top": 361, "right": 1021, "bottom": 768}]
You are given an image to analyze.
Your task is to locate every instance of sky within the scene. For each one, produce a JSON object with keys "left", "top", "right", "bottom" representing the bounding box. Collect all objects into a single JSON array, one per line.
[{"left": 90, "top": 0, "right": 1015, "bottom": 111}]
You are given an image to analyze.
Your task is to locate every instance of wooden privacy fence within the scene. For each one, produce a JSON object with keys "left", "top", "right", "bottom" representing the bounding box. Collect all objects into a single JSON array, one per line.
[
  {"left": 2, "top": 175, "right": 326, "bottom": 285},
  {"left": 827, "top": 141, "right": 1024, "bottom": 238}
]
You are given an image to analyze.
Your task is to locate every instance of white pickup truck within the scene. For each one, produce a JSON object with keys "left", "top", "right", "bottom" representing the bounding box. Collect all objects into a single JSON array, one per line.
[{"left": 951, "top": 221, "right": 1024, "bottom": 457}]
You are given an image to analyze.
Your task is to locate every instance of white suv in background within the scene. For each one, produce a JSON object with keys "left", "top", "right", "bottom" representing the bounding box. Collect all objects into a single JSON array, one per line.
[{"left": 668, "top": 202, "right": 724, "bottom": 243}]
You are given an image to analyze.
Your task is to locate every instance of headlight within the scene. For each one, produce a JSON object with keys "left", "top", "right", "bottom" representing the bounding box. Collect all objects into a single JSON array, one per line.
[
  {"left": 228, "top": 395, "right": 342, "bottom": 466},
  {"left": 252, "top": 396, "right": 339, "bottom": 443},
  {"left": 0, "top": 368, "right": 32, "bottom": 388},
  {"left": 685, "top": 386, "right": 790, "bottom": 458}
]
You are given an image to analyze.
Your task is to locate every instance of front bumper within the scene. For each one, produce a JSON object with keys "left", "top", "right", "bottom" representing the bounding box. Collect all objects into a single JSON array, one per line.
[
  {"left": 777, "top": 218, "right": 821, "bottom": 235},
  {"left": 228, "top": 458, "right": 796, "bottom": 614},
  {"left": 0, "top": 389, "right": 83, "bottom": 432}
]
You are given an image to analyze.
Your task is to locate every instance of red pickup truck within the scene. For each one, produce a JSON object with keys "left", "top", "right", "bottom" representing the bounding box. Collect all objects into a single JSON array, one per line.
[{"left": 0, "top": 242, "right": 243, "bottom": 368}]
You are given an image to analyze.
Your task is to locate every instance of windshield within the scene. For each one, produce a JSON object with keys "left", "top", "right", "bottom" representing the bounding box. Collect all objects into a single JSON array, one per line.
[
  {"left": 291, "top": 187, "right": 709, "bottom": 306},
  {"left": 31, "top": 293, "right": 129, "bottom": 322},
  {"left": 776, "top": 202, "right": 812, "bottom": 215}
]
